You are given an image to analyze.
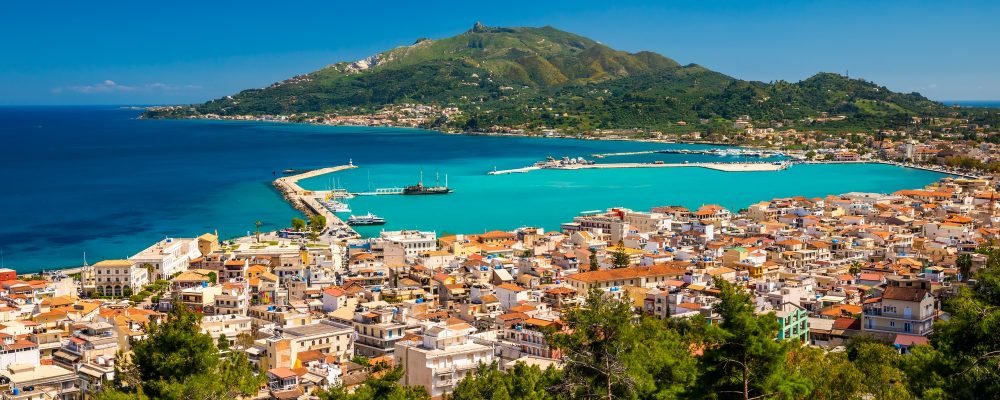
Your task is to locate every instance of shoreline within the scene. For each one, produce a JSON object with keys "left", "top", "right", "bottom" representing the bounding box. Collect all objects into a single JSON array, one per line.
[
  {"left": 141, "top": 113, "right": 744, "bottom": 148},
  {"left": 272, "top": 164, "right": 361, "bottom": 239},
  {"left": 17, "top": 116, "right": 977, "bottom": 275}
]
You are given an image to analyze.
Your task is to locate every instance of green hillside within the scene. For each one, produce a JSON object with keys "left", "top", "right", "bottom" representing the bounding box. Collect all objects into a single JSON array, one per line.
[{"left": 145, "top": 23, "right": 954, "bottom": 134}]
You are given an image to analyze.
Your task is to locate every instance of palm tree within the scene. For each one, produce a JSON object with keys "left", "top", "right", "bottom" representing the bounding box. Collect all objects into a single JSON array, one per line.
[
  {"left": 849, "top": 260, "right": 863, "bottom": 275},
  {"left": 254, "top": 220, "right": 263, "bottom": 242}
]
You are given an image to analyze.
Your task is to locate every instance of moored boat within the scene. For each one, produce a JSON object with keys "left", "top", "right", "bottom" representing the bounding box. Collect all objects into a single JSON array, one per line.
[{"left": 347, "top": 212, "right": 386, "bottom": 226}]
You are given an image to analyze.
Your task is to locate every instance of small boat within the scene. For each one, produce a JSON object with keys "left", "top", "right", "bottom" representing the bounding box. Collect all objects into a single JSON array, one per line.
[
  {"left": 323, "top": 201, "right": 351, "bottom": 213},
  {"left": 347, "top": 213, "right": 386, "bottom": 226}
]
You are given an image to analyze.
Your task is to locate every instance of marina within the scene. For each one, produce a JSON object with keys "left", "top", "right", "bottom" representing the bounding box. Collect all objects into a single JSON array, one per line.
[{"left": 273, "top": 163, "right": 360, "bottom": 239}]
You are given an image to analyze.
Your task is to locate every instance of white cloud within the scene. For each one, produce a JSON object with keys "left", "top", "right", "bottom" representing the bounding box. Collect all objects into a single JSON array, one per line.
[{"left": 52, "top": 80, "right": 201, "bottom": 94}]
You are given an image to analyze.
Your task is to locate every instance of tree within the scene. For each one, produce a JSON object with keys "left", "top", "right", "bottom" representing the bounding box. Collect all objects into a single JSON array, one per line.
[
  {"left": 451, "top": 362, "right": 561, "bottom": 400},
  {"left": 956, "top": 253, "right": 972, "bottom": 282},
  {"left": 847, "top": 340, "right": 912, "bottom": 400},
  {"left": 804, "top": 150, "right": 816, "bottom": 160},
  {"left": 315, "top": 366, "right": 429, "bottom": 400},
  {"left": 141, "top": 263, "right": 155, "bottom": 281},
  {"left": 549, "top": 289, "right": 638, "bottom": 399},
  {"left": 611, "top": 240, "right": 630, "bottom": 269},
  {"left": 589, "top": 251, "right": 600, "bottom": 272},
  {"left": 626, "top": 318, "right": 699, "bottom": 398},
  {"left": 923, "top": 246, "right": 1000, "bottom": 397},
  {"left": 102, "top": 300, "right": 263, "bottom": 399},
  {"left": 291, "top": 217, "right": 307, "bottom": 232},
  {"left": 309, "top": 214, "right": 327, "bottom": 231},
  {"left": 786, "top": 346, "right": 864, "bottom": 400},
  {"left": 254, "top": 220, "right": 264, "bottom": 242},
  {"left": 849, "top": 260, "right": 863, "bottom": 275},
  {"left": 698, "top": 279, "right": 808, "bottom": 400}
]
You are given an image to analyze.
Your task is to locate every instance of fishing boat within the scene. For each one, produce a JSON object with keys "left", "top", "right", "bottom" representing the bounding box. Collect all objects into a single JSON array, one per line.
[
  {"left": 347, "top": 212, "right": 386, "bottom": 226},
  {"left": 403, "top": 171, "right": 452, "bottom": 195}
]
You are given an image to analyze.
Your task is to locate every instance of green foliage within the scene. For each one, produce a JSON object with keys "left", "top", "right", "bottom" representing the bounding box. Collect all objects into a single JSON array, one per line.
[
  {"left": 309, "top": 214, "right": 327, "bottom": 231},
  {"left": 956, "top": 253, "right": 972, "bottom": 281},
  {"left": 144, "top": 25, "right": 962, "bottom": 135},
  {"left": 315, "top": 366, "right": 429, "bottom": 400},
  {"left": 698, "top": 279, "right": 808, "bottom": 399},
  {"left": 786, "top": 346, "right": 864, "bottom": 400},
  {"left": 547, "top": 289, "right": 699, "bottom": 399},
  {"left": 611, "top": 240, "right": 630, "bottom": 269},
  {"left": 291, "top": 217, "right": 307, "bottom": 231},
  {"left": 588, "top": 251, "right": 599, "bottom": 272},
  {"left": 100, "top": 301, "right": 263, "bottom": 399},
  {"left": 548, "top": 289, "right": 638, "bottom": 398},
  {"left": 451, "top": 362, "right": 561, "bottom": 400},
  {"left": 923, "top": 245, "right": 1000, "bottom": 397}
]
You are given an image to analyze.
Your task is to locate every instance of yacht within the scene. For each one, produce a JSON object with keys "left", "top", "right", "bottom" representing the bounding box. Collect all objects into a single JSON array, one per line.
[{"left": 347, "top": 213, "right": 386, "bottom": 226}]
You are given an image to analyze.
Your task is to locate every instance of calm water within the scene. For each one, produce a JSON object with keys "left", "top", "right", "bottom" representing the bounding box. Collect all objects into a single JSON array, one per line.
[{"left": 0, "top": 107, "right": 948, "bottom": 271}]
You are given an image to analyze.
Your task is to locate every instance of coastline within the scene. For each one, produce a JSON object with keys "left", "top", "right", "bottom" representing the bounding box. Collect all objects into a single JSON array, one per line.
[{"left": 18, "top": 114, "right": 972, "bottom": 274}]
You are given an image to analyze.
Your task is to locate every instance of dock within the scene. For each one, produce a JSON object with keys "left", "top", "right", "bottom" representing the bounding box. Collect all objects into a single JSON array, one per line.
[
  {"left": 274, "top": 163, "right": 360, "bottom": 238},
  {"left": 489, "top": 162, "right": 788, "bottom": 175},
  {"left": 354, "top": 187, "right": 405, "bottom": 196},
  {"left": 488, "top": 166, "right": 541, "bottom": 175},
  {"left": 590, "top": 148, "right": 783, "bottom": 158}
]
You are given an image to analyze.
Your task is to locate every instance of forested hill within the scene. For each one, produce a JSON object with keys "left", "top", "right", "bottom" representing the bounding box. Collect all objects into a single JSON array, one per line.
[{"left": 144, "top": 23, "right": 951, "bottom": 133}]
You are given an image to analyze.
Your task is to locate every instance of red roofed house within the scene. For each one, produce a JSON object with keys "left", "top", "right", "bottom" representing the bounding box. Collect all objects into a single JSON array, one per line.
[{"left": 862, "top": 276, "right": 936, "bottom": 338}]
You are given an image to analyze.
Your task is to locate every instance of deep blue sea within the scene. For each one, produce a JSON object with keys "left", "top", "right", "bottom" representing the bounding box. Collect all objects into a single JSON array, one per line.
[{"left": 0, "top": 107, "right": 949, "bottom": 271}]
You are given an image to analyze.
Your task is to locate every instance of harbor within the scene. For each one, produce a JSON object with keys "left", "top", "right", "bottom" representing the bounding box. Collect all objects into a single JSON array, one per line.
[{"left": 273, "top": 162, "right": 361, "bottom": 239}]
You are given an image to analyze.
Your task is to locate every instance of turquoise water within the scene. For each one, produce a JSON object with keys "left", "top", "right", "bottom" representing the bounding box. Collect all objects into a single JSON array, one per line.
[
  {"left": 0, "top": 107, "right": 948, "bottom": 271},
  {"left": 299, "top": 162, "right": 946, "bottom": 237}
]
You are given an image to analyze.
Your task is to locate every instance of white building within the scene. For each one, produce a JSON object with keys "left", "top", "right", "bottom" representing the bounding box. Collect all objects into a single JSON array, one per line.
[
  {"left": 91, "top": 260, "right": 149, "bottom": 297},
  {"left": 374, "top": 230, "right": 437, "bottom": 258},
  {"left": 0, "top": 333, "right": 39, "bottom": 371},
  {"left": 200, "top": 314, "right": 253, "bottom": 347},
  {"left": 130, "top": 238, "right": 200, "bottom": 281},
  {"left": 395, "top": 320, "right": 494, "bottom": 398}
]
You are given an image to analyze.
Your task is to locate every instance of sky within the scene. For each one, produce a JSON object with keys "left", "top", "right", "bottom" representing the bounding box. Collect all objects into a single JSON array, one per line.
[{"left": 3, "top": 0, "right": 999, "bottom": 105}]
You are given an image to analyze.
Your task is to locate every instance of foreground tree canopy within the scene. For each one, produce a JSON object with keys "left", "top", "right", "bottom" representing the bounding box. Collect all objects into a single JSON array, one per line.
[{"left": 96, "top": 303, "right": 263, "bottom": 400}]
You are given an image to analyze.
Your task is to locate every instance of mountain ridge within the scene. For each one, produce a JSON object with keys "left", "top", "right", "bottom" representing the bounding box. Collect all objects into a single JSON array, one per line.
[{"left": 144, "top": 23, "right": 951, "bottom": 134}]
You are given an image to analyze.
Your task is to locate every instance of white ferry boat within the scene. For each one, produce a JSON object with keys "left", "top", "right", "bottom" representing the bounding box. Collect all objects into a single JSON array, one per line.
[{"left": 347, "top": 213, "right": 386, "bottom": 226}]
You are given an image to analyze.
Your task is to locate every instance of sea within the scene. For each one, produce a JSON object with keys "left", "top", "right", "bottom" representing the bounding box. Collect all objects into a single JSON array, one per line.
[
  {"left": 0, "top": 106, "right": 950, "bottom": 271},
  {"left": 943, "top": 100, "right": 1000, "bottom": 108}
]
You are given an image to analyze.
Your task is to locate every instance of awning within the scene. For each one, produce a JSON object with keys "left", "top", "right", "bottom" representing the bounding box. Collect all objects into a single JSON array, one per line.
[{"left": 53, "top": 349, "right": 80, "bottom": 362}]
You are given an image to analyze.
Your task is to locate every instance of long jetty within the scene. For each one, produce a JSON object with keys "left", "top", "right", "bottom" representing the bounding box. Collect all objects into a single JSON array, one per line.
[
  {"left": 489, "top": 162, "right": 788, "bottom": 175},
  {"left": 274, "top": 164, "right": 360, "bottom": 238}
]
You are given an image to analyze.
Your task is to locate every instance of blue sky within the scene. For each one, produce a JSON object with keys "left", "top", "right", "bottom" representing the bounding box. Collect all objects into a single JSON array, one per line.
[{"left": 3, "top": 0, "right": 998, "bottom": 105}]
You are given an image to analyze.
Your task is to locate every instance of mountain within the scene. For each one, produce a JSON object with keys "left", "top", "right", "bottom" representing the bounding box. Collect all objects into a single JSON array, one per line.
[{"left": 145, "top": 23, "right": 950, "bottom": 134}]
